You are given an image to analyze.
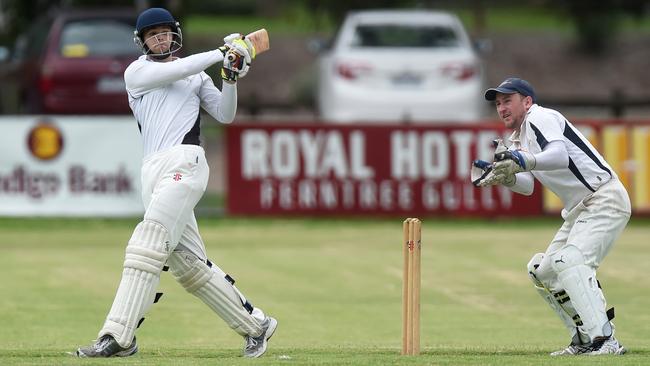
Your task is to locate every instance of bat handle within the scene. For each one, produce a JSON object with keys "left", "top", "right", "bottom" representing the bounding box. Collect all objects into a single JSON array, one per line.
[{"left": 226, "top": 52, "right": 244, "bottom": 70}]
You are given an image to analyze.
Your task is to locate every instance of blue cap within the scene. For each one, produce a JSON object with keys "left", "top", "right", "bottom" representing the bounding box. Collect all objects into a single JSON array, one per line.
[{"left": 484, "top": 77, "right": 536, "bottom": 103}]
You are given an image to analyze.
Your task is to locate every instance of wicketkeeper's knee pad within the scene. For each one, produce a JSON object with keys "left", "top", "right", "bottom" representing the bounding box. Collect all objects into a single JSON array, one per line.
[
  {"left": 550, "top": 245, "right": 585, "bottom": 274},
  {"left": 551, "top": 245, "right": 611, "bottom": 341},
  {"left": 527, "top": 252, "right": 558, "bottom": 289},
  {"left": 168, "top": 250, "right": 262, "bottom": 337},
  {"left": 527, "top": 253, "right": 545, "bottom": 287},
  {"left": 527, "top": 252, "right": 587, "bottom": 340},
  {"left": 100, "top": 220, "right": 171, "bottom": 347}
]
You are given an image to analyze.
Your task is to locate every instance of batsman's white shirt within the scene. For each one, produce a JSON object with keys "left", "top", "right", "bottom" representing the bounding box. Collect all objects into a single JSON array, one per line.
[
  {"left": 509, "top": 104, "right": 619, "bottom": 216},
  {"left": 124, "top": 49, "right": 234, "bottom": 248},
  {"left": 125, "top": 50, "right": 235, "bottom": 158}
]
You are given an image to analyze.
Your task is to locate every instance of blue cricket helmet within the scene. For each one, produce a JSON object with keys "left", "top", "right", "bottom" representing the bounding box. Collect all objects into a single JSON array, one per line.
[
  {"left": 136, "top": 8, "right": 177, "bottom": 36},
  {"left": 133, "top": 8, "right": 183, "bottom": 57}
]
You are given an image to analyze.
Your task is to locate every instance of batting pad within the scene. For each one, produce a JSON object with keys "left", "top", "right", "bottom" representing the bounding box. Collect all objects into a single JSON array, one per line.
[
  {"left": 168, "top": 250, "right": 262, "bottom": 337},
  {"left": 99, "top": 220, "right": 170, "bottom": 347}
]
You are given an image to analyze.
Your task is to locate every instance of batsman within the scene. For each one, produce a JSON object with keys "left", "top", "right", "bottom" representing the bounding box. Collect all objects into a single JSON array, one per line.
[
  {"left": 472, "top": 77, "right": 631, "bottom": 356},
  {"left": 74, "top": 8, "right": 275, "bottom": 358}
]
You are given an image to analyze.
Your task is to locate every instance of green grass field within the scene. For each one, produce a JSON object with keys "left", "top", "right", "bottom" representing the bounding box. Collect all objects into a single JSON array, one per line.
[{"left": 2, "top": 217, "right": 649, "bottom": 365}]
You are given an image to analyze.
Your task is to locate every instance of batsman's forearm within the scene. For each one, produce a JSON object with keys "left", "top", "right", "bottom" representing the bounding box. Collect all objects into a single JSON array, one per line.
[
  {"left": 509, "top": 171, "right": 535, "bottom": 196},
  {"left": 214, "top": 82, "right": 237, "bottom": 123},
  {"left": 125, "top": 50, "right": 225, "bottom": 94}
]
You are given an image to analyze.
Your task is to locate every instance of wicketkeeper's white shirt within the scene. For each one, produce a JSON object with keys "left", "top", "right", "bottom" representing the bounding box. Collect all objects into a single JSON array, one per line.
[
  {"left": 509, "top": 104, "right": 616, "bottom": 214},
  {"left": 124, "top": 50, "right": 235, "bottom": 158}
]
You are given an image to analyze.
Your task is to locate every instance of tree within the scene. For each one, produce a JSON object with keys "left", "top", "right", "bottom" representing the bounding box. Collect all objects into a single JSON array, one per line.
[{"left": 551, "top": 0, "right": 648, "bottom": 54}]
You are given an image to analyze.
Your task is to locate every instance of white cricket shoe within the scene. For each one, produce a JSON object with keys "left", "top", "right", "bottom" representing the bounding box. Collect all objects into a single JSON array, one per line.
[
  {"left": 75, "top": 335, "right": 138, "bottom": 358},
  {"left": 243, "top": 316, "right": 278, "bottom": 358},
  {"left": 550, "top": 343, "right": 583, "bottom": 356},
  {"left": 586, "top": 336, "right": 627, "bottom": 355},
  {"left": 551, "top": 336, "right": 627, "bottom": 356}
]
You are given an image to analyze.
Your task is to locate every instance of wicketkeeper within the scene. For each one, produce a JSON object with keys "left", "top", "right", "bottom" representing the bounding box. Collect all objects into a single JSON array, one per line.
[
  {"left": 74, "top": 8, "right": 276, "bottom": 358},
  {"left": 472, "top": 77, "right": 631, "bottom": 356}
]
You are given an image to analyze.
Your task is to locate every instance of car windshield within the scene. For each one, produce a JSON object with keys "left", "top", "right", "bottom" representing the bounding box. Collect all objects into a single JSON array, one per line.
[
  {"left": 59, "top": 19, "right": 139, "bottom": 57},
  {"left": 352, "top": 24, "right": 459, "bottom": 48}
]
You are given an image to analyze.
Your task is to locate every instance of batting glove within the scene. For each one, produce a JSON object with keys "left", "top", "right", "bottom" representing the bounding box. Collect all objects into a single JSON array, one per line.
[
  {"left": 493, "top": 150, "right": 536, "bottom": 176},
  {"left": 223, "top": 33, "right": 256, "bottom": 59},
  {"left": 223, "top": 33, "right": 242, "bottom": 45},
  {"left": 220, "top": 40, "right": 252, "bottom": 83}
]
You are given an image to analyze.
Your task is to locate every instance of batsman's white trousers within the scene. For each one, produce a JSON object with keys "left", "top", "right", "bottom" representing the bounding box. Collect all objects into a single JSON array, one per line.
[
  {"left": 140, "top": 144, "right": 209, "bottom": 250},
  {"left": 533, "top": 177, "right": 631, "bottom": 290},
  {"left": 142, "top": 144, "right": 265, "bottom": 311}
]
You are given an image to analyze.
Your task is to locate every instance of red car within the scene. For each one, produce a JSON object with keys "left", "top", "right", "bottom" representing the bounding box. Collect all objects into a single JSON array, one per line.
[{"left": 7, "top": 9, "right": 139, "bottom": 114}]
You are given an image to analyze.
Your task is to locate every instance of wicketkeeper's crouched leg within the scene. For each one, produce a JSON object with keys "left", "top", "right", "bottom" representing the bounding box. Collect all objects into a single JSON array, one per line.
[
  {"left": 528, "top": 250, "right": 617, "bottom": 343},
  {"left": 550, "top": 245, "right": 613, "bottom": 341},
  {"left": 167, "top": 249, "right": 264, "bottom": 337},
  {"left": 99, "top": 220, "right": 172, "bottom": 348},
  {"left": 527, "top": 253, "right": 591, "bottom": 344}
]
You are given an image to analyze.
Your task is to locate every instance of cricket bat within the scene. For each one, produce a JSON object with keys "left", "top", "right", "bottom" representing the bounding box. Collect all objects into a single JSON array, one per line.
[
  {"left": 226, "top": 28, "right": 270, "bottom": 63},
  {"left": 245, "top": 28, "right": 270, "bottom": 56}
]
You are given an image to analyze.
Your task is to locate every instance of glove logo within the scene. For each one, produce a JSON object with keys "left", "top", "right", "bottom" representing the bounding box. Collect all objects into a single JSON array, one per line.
[{"left": 173, "top": 173, "right": 182, "bottom": 181}]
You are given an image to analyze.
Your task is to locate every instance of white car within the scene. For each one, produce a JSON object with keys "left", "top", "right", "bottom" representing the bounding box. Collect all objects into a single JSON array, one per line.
[{"left": 316, "top": 10, "right": 486, "bottom": 123}]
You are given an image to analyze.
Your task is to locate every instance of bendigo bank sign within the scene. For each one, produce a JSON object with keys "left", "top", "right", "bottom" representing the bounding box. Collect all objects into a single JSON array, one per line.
[
  {"left": 226, "top": 124, "right": 542, "bottom": 216},
  {"left": 0, "top": 117, "right": 143, "bottom": 216}
]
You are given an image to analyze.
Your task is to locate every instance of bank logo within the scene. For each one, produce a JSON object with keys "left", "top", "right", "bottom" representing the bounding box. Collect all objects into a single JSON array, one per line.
[{"left": 27, "top": 122, "right": 63, "bottom": 161}]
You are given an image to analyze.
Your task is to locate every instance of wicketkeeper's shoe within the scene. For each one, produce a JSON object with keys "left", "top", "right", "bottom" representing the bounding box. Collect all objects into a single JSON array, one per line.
[
  {"left": 74, "top": 335, "right": 138, "bottom": 358},
  {"left": 585, "top": 336, "right": 627, "bottom": 355},
  {"left": 243, "top": 316, "right": 278, "bottom": 358},
  {"left": 551, "top": 336, "right": 627, "bottom": 356}
]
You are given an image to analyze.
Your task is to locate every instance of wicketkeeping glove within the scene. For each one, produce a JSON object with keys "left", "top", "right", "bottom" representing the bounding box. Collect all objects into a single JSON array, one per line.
[
  {"left": 493, "top": 138, "right": 507, "bottom": 155},
  {"left": 471, "top": 159, "right": 515, "bottom": 187},
  {"left": 471, "top": 160, "right": 494, "bottom": 187},
  {"left": 493, "top": 149, "right": 536, "bottom": 176},
  {"left": 470, "top": 139, "right": 516, "bottom": 187}
]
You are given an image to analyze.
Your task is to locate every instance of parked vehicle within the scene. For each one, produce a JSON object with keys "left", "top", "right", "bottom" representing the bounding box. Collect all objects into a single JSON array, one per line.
[
  {"left": 2, "top": 8, "right": 139, "bottom": 114},
  {"left": 316, "top": 10, "right": 486, "bottom": 123}
]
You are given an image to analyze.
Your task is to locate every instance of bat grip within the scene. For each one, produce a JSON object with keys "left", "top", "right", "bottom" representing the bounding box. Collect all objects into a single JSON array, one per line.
[{"left": 225, "top": 52, "right": 244, "bottom": 70}]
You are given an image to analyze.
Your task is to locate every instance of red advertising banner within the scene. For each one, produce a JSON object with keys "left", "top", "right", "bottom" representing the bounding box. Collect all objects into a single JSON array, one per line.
[{"left": 226, "top": 123, "right": 543, "bottom": 216}]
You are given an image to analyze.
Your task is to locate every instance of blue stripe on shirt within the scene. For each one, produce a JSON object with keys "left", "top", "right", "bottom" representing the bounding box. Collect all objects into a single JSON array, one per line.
[
  {"left": 529, "top": 123, "right": 548, "bottom": 149},
  {"left": 563, "top": 122, "right": 612, "bottom": 177},
  {"left": 568, "top": 158, "right": 596, "bottom": 192},
  {"left": 530, "top": 121, "right": 596, "bottom": 192}
]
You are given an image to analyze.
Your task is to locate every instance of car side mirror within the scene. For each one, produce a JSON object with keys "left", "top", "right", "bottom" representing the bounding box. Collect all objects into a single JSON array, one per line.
[
  {"left": 307, "top": 37, "right": 331, "bottom": 54},
  {"left": 473, "top": 38, "right": 492, "bottom": 55},
  {"left": 0, "top": 46, "right": 9, "bottom": 62}
]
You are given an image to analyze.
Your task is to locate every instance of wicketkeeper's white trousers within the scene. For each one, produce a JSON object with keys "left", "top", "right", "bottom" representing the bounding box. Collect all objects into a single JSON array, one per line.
[
  {"left": 545, "top": 177, "right": 631, "bottom": 276},
  {"left": 529, "top": 177, "right": 631, "bottom": 342}
]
